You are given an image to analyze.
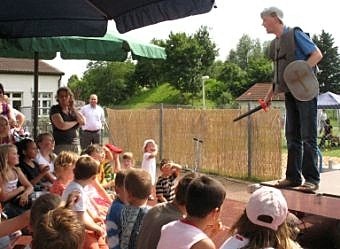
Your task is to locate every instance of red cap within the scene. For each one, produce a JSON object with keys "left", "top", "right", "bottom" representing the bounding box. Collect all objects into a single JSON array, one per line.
[{"left": 105, "top": 144, "right": 123, "bottom": 154}]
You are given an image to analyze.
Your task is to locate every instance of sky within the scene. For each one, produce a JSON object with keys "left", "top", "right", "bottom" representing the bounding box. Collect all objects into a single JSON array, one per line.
[{"left": 45, "top": 0, "right": 340, "bottom": 85}]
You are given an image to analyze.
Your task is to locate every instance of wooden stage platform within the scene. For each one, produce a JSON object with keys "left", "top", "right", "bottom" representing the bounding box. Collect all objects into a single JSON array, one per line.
[{"left": 261, "top": 170, "right": 340, "bottom": 220}]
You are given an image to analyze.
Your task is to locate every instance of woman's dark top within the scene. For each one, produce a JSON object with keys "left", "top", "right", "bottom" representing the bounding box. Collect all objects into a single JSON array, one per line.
[{"left": 49, "top": 104, "right": 79, "bottom": 145}]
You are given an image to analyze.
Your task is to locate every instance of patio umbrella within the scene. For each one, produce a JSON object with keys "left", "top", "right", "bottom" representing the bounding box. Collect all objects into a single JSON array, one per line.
[
  {"left": 89, "top": 0, "right": 216, "bottom": 33},
  {"left": 1, "top": 0, "right": 215, "bottom": 38},
  {"left": 0, "top": 33, "right": 166, "bottom": 138},
  {"left": 0, "top": 0, "right": 108, "bottom": 38}
]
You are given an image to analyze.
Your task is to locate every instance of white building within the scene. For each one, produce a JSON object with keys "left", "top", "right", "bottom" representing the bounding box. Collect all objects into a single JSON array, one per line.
[{"left": 0, "top": 57, "right": 64, "bottom": 122}]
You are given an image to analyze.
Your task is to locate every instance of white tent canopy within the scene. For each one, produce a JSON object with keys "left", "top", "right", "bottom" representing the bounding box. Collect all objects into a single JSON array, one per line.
[
  {"left": 317, "top": 91, "right": 340, "bottom": 129},
  {"left": 317, "top": 91, "right": 340, "bottom": 109}
]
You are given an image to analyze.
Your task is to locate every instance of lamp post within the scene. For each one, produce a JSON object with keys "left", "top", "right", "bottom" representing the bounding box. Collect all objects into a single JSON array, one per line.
[{"left": 201, "top": 75, "right": 209, "bottom": 109}]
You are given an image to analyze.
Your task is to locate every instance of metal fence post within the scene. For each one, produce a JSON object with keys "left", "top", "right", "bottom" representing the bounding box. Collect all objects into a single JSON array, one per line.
[
  {"left": 247, "top": 102, "right": 253, "bottom": 178},
  {"left": 159, "top": 103, "right": 164, "bottom": 161}
]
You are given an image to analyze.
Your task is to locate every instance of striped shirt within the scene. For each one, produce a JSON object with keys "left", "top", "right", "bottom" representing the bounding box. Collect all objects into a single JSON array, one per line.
[{"left": 156, "top": 174, "right": 177, "bottom": 202}]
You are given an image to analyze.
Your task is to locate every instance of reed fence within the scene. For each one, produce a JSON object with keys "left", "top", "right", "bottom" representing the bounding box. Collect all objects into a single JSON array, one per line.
[{"left": 106, "top": 105, "right": 282, "bottom": 180}]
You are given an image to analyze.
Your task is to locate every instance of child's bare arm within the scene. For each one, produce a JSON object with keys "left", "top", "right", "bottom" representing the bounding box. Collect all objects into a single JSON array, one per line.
[
  {"left": 78, "top": 211, "right": 105, "bottom": 237},
  {"left": 203, "top": 219, "right": 227, "bottom": 238},
  {"left": 170, "top": 163, "right": 182, "bottom": 170},
  {"left": 92, "top": 179, "right": 113, "bottom": 202},
  {"left": 191, "top": 238, "right": 216, "bottom": 249},
  {"left": 30, "top": 165, "right": 50, "bottom": 186},
  {"left": 0, "top": 182, "right": 25, "bottom": 202},
  {"left": 156, "top": 194, "right": 167, "bottom": 203},
  {"left": 39, "top": 164, "right": 56, "bottom": 183},
  {"left": 0, "top": 211, "right": 30, "bottom": 237},
  {"left": 16, "top": 168, "right": 34, "bottom": 206}
]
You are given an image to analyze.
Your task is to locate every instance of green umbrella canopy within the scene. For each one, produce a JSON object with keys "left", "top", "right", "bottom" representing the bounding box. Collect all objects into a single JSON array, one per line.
[{"left": 0, "top": 32, "right": 166, "bottom": 60}]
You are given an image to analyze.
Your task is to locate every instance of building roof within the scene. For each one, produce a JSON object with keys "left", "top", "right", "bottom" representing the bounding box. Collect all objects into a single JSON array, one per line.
[
  {"left": 236, "top": 83, "right": 285, "bottom": 101},
  {"left": 0, "top": 57, "right": 64, "bottom": 76}
]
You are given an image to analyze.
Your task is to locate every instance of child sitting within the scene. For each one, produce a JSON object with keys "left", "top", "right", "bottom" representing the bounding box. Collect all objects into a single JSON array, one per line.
[
  {"left": 121, "top": 152, "right": 134, "bottom": 170},
  {"left": 0, "top": 116, "right": 15, "bottom": 145},
  {"left": 35, "top": 132, "right": 57, "bottom": 184},
  {"left": 106, "top": 170, "right": 128, "bottom": 249},
  {"left": 157, "top": 175, "right": 226, "bottom": 249},
  {"left": 156, "top": 159, "right": 182, "bottom": 203},
  {"left": 16, "top": 138, "right": 51, "bottom": 191},
  {"left": 120, "top": 169, "right": 152, "bottom": 249},
  {"left": 29, "top": 192, "right": 83, "bottom": 249},
  {"left": 49, "top": 151, "right": 78, "bottom": 196},
  {"left": 0, "top": 144, "right": 33, "bottom": 218},
  {"left": 137, "top": 172, "right": 199, "bottom": 249},
  {"left": 32, "top": 207, "right": 85, "bottom": 249},
  {"left": 219, "top": 186, "right": 302, "bottom": 249},
  {"left": 83, "top": 144, "right": 113, "bottom": 219},
  {"left": 84, "top": 144, "right": 116, "bottom": 193},
  {"left": 61, "top": 156, "right": 108, "bottom": 249}
]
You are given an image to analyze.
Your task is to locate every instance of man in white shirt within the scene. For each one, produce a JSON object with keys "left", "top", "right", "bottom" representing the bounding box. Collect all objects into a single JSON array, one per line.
[{"left": 80, "top": 94, "right": 105, "bottom": 149}]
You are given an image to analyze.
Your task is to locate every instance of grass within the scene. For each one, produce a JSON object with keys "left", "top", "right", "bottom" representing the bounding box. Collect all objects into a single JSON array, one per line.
[
  {"left": 281, "top": 132, "right": 340, "bottom": 157},
  {"left": 119, "top": 83, "right": 218, "bottom": 109},
  {"left": 119, "top": 83, "right": 181, "bottom": 109}
]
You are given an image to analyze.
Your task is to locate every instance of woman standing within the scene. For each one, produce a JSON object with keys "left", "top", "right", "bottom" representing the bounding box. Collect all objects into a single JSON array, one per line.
[{"left": 50, "top": 87, "right": 85, "bottom": 155}]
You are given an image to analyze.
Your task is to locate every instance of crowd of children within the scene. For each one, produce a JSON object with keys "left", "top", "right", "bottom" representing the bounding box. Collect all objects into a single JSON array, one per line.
[{"left": 0, "top": 129, "right": 305, "bottom": 249}]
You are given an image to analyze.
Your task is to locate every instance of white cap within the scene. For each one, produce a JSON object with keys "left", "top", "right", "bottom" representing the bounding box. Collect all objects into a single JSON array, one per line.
[
  {"left": 143, "top": 139, "right": 156, "bottom": 151},
  {"left": 246, "top": 186, "right": 288, "bottom": 231}
]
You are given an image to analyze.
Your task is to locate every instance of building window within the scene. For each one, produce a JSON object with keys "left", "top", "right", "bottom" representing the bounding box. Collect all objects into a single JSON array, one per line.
[
  {"left": 6, "top": 92, "right": 23, "bottom": 110},
  {"left": 32, "top": 92, "right": 53, "bottom": 116}
]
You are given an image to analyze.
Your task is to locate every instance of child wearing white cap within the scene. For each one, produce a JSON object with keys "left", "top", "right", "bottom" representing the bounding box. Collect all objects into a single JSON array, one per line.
[
  {"left": 219, "top": 186, "right": 302, "bottom": 249},
  {"left": 141, "top": 139, "right": 158, "bottom": 200}
]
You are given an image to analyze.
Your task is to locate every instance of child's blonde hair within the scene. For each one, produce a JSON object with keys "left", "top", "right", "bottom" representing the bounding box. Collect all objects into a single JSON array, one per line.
[
  {"left": 122, "top": 152, "right": 134, "bottom": 167},
  {"left": 229, "top": 211, "right": 292, "bottom": 249},
  {"left": 0, "top": 144, "right": 17, "bottom": 182},
  {"left": 35, "top": 132, "right": 54, "bottom": 146},
  {"left": 83, "top": 144, "right": 103, "bottom": 156},
  {"left": 32, "top": 207, "right": 85, "bottom": 249},
  {"left": 54, "top": 151, "right": 79, "bottom": 177}
]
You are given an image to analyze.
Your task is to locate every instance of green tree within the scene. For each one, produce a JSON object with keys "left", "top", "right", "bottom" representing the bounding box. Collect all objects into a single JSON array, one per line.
[
  {"left": 164, "top": 26, "right": 218, "bottom": 102},
  {"left": 71, "top": 61, "right": 136, "bottom": 106},
  {"left": 205, "top": 78, "right": 234, "bottom": 106},
  {"left": 68, "top": 74, "right": 83, "bottom": 100},
  {"left": 210, "top": 60, "right": 224, "bottom": 79},
  {"left": 217, "top": 61, "right": 248, "bottom": 97},
  {"left": 228, "top": 34, "right": 258, "bottom": 70},
  {"left": 220, "top": 35, "right": 272, "bottom": 98},
  {"left": 313, "top": 30, "right": 340, "bottom": 93},
  {"left": 246, "top": 55, "right": 273, "bottom": 85}
]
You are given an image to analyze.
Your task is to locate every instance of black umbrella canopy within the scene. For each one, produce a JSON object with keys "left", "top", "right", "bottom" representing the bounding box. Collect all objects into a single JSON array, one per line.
[
  {"left": 0, "top": 0, "right": 215, "bottom": 38},
  {"left": 0, "top": 0, "right": 108, "bottom": 38},
  {"left": 90, "top": 0, "right": 216, "bottom": 33}
]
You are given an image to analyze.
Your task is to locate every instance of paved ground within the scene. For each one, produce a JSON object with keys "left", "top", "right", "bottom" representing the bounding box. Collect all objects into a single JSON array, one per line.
[{"left": 213, "top": 199, "right": 246, "bottom": 247}]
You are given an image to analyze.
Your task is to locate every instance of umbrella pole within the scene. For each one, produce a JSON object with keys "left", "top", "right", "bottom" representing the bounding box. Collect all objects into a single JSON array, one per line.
[{"left": 33, "top": 52, "right": 39, "bottom": 140}]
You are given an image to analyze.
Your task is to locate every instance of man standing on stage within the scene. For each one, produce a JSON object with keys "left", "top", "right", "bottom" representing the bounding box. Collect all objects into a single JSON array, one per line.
[
  {"left": 80, "top": 94, "right": 105, "bottom": 149},
  {"left": 261, "top": 7, "right": 323, "bottom": 191}
]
